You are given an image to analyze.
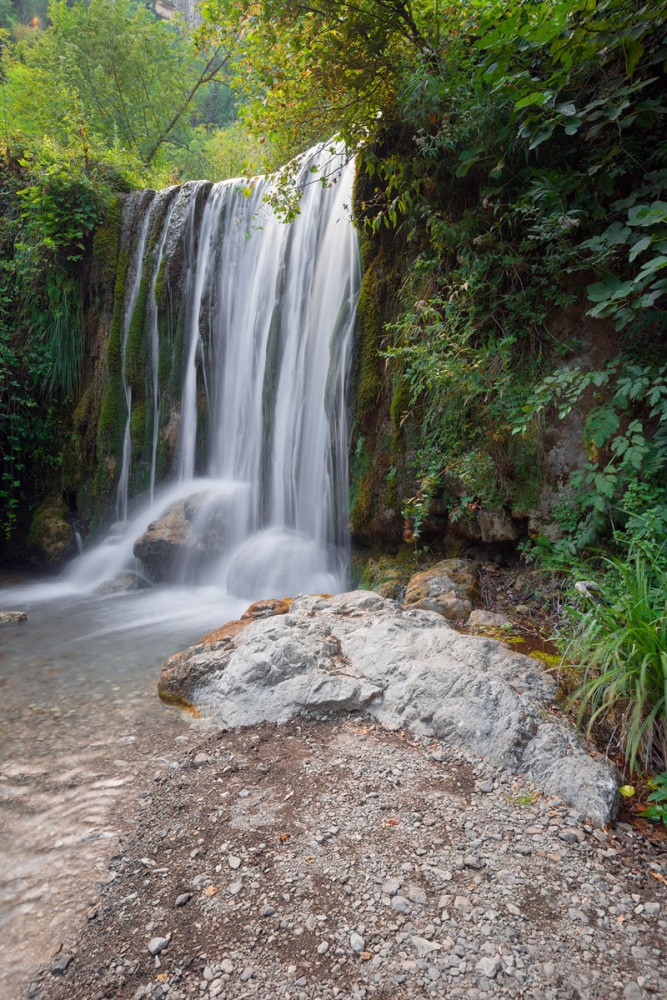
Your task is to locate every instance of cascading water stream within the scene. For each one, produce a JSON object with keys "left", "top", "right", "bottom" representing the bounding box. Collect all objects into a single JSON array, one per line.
[
  {"left": 147, "top": 194, "right": 179, "bottom": 503},
  {"left": 116, "top": 195, "right": 155, "bottom": 524},
  {"left": 65, "top": 143, "right": 360, "bottom": 599}
]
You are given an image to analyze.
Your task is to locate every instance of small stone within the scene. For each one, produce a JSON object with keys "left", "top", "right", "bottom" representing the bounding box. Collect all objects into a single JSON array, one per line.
[
  {"left": 391, "top": 896, "right": 412, "bottom": 914},
  {"left": 240, "top": 967, "right": 254, "bottom": 982},
  {"left": 643, "top": 902, "right": 661, "bottom": 915},
  {"left": 51, "top": 955, "right": 71, "bottom": 974},
  {"left": 175, "top": 893, "right": 191, "bottom": 908},
  {"left": 559, "top": 830, "right": 579, "bottom": 845},
  {"left": 220, "top": 960, "right": 234, "bottom": 975},
  {"left": 148, "top": 937, "right": 169, "bottom": 956},
  {"left": 464, "top": 855, "right": 483, "bottom": 870},
  {"left": 238, "top": 789, "right": 251, "bottom": 798},
  {"left": 476, "top": 956, "right": 501, "bottom": 979},
  {"left": 404, "top": 883, "right": 427, "bottom": 905},
  {"left": 411, "top": 936, "right": 441, "bottom": 959},
  {"left": 261, "top": 905, "right": 277, "bottom": 917},
  {"left": 350, "top": 932, "right": 365, "bottom": 953},
  {"left": 382, "top": 878, "right": 401, "bottom": 896},
  {"left": 0, "top": 610, "right": 27, "bottom": 624},
  {"left": 317, "top": 941, "right": 329, "bottom": 955},
  {"left": 477, "top": 779, "right": 494, "bottom": 794},
  {"left": 228, "top": 881, "right": 243, "bottom": 896},
  {"left": 228, "top": 855, "right": 241, "bottom": 869},
  {"left": 193, "top": 752, "right": 210, "bottom": 765}
]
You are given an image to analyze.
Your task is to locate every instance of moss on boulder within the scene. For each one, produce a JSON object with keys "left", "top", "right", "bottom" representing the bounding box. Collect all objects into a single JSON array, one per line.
[{"left": 28, "top": 497, "right": 75, "bottom": 566}]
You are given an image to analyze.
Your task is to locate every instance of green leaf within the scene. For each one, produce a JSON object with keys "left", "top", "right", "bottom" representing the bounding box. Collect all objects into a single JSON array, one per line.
[
  {"left": 629, "top": 235, "right": 652, "bottom": 262},
  {"left": 514, "top": 91, "right": 546, "bottom": 110}
]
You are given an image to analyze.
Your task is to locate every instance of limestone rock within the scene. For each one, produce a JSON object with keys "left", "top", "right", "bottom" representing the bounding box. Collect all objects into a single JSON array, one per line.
[
  {"left": 358, "top": 551, "right": 414, "bottom": 600},
  {"left": 0, "top": 610, "right": 28, "bottom": 625},
  {"left": 477, "top": 509, "right": 520, "bottom": 544},
  {"left": 159, "top": 599, "right": 293, "bottom": 709},
  {"left": 133, "top": 491, "right": 239, "bottom": 583},
  {"left": 95, "top": 572, "right": 151, "bottom": 595},
  {"left": 467, "top": 609, "right": 511, "bottom": 631},
  {"left": 403, "top": 559, "right": 477, "bottom": 621},
  {"left": 159, "top": 590, "right": 619, "bottom": 825}
]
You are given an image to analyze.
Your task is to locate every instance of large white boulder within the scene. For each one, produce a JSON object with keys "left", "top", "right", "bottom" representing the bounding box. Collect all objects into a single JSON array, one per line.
[{"left": 158, "top": 590, "right": 619, "bottom": 825}]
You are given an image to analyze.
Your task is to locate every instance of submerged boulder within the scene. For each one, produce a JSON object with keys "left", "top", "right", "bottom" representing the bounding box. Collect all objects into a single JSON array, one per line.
[
  {"left": 95, "top": 572, "right": 151, "bottom": 595},
  {"left": 133, "top": 491, "right": 240, "bottom": 583},
  {"left": 158, "top": 590, "right": 619, "bottom": 825},
  {"left": 0, "top": 610, "right": 28, "bottom": 625},
  {"left": 403, "top": 558, "right": 478, "bottom": 621}
]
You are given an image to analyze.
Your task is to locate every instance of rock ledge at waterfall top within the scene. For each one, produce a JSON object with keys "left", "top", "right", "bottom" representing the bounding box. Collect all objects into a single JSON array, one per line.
[{"left": 158, "top": 590, "right": 619, "bottom": 825}]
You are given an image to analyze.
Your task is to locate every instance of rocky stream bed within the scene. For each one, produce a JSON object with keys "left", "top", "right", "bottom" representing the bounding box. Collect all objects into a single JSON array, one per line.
[{"left": 5, "top": 571, "right": 667, "bottom": 999}]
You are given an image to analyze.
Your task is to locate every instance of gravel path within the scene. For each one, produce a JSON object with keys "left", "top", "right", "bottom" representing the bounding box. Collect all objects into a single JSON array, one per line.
[{"left": 26, "top": 715, "right": 666, "bottom": 1000}]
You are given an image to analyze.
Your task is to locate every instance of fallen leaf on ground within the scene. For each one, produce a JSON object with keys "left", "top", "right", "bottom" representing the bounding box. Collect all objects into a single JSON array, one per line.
[{"left": 204, "top": 886, "right": 218, "bottom": 896}]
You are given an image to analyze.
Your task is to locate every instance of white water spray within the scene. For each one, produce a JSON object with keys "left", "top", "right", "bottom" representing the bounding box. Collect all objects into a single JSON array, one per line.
[{"left": 67, "top": 144, "right": 360, "bottom": 600}]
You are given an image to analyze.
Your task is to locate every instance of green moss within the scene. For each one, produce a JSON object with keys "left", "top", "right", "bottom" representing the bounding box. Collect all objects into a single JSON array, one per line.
[
  {"left": 154, "top": 255, "right": 168, "bottom": 315},
  {"left": 354, "top": 257, "right": 385, "bottom": 425},
  {"left": 106, "top": 249, "right": 128, "bottom": 379},
  {"left": 130, "top": 400, "right": 146, "bottom": 451},
  {"left": 28, "top": 496, "right": 74, "bottom": 565},
  {"left": 125, "top": 273, "right": 149, "bottom": 397},
  {"left": 528, "top": 649, "right": 562, "bottom": 668},
  {"left": 92, "top": 196, "right": 122, "bottom": 288},
  {"left": 167, "top": 296, "right": 186, "bottom": 401}
]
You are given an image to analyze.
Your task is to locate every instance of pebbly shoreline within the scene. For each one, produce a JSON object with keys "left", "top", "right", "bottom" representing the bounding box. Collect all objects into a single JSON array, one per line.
[{"left": 26, "top": 716, "right": 666, "bottom": 1000}]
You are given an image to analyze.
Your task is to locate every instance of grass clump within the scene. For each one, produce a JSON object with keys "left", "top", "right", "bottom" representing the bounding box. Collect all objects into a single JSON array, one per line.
[{"left": 565, "top": 546, "right": 667, "bottom": 775}]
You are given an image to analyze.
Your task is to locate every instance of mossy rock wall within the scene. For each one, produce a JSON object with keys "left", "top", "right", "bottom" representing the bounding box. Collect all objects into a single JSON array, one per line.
[{"left": 349, "top": 148, "right": 415, "bottom": 548}]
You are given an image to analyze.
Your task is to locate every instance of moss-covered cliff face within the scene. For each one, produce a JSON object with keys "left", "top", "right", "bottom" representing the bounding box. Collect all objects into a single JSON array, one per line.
[
  {"left": 346, "top": 135, "right": 666, "bottom": 567},
  {"left": 348, "top": 146, "right": 413, "bottom": 548}
]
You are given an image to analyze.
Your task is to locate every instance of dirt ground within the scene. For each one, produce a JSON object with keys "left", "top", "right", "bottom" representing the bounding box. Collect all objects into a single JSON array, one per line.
[{"left": 25, "top": 715, "right": 667, "bottom": 1000}]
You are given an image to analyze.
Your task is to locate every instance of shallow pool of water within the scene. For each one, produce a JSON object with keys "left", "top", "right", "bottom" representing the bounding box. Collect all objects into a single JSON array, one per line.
[{"left": 0, "top": 580, "right": 245, "bottom": 997}]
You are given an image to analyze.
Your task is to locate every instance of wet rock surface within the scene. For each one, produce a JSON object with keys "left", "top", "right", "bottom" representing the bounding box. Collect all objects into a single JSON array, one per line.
[
  {"left": 0, "top": 609, "right": 28, "bottom": 624},
  {"left": 26, "top": 717, "right": 666, "bottom": 1000},
  {"left": 158, "top": 592, "right": 619, "bottom": 824},
  {"left": 133, "top": 493, "right": 235, "bottom": 583}
]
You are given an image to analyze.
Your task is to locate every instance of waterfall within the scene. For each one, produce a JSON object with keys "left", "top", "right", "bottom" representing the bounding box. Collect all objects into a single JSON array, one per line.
[{"left": 67, "top": 144, "right": 360, "bottom": 599}]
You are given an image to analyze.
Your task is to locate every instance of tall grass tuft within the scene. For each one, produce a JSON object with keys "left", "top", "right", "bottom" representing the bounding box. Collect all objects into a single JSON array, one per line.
[{"left": 566, "top": 546, "right": 667, "bottom": 774}]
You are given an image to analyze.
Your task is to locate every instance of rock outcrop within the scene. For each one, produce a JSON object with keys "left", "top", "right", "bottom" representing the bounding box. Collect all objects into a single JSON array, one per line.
[
  {"left": 403, "top": 558, "right": 478, "bottom": 621},
  {"left": 158, "top": 590, "right": 619, "bottom": 825}
]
